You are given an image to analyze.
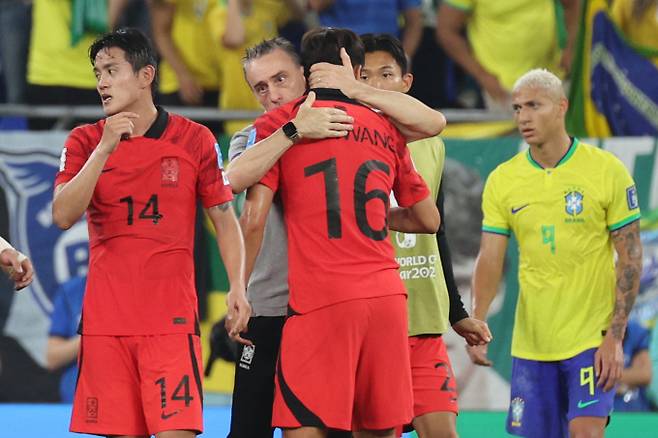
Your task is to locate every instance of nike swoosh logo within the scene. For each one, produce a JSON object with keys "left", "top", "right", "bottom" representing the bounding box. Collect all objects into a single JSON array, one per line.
[
  {"left": 511, "top": 204, "right": 529, "bottom": 214},
  {"left": 161, "top": 410, "right": 179, "bottom": 420},
  {"left": 101, "top": 167, "right": 116, "bottom": 173},
  {"left": 577, "top": 399, "right": 599, "bottom": 409}
]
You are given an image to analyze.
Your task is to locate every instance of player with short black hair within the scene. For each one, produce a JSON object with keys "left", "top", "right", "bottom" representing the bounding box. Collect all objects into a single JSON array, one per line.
[
  {"left": 240, "top": 27, "right": 440, "bottom": 438},
  {"left": 53, "top": 28, "right": 249, "bottom": 438}
]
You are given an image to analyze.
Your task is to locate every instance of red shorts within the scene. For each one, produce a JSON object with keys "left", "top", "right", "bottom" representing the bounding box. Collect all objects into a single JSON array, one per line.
[
  {"left": 409, "top": 335, "right": 458, "bottom": 416},
  {"left": 396, "top": 335, "right": 458, "bottom": 436},
  {"left": 70, "top": 334, "right": 204, "bottom": 436},
  {"left": 273, "top": 294, "right": 413, "bottom": 432}
]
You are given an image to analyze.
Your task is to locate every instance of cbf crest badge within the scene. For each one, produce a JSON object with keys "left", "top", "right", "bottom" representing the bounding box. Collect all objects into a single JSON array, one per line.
[
  {"left": 510, "top": 397, "right": 525, "bottom": 427},
  {"left": 565, "top": 191, "right": 584, "bottom": 216}
]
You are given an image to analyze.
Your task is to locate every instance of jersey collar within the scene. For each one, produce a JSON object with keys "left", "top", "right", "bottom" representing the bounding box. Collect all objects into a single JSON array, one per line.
[
  {"left": 308, "top": 88, "right": 367, "bottom": 108},
  {"left": 144, "top": 106, "right": 169, "bottom": 139},
  {"left": 526, "top": 137, "right": 579, "bottom": 169}
]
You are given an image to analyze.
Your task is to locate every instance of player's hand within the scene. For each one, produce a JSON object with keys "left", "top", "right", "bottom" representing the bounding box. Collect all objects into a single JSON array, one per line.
[
  {"left": 0, "top": 248, "right": 34, "bottom": 291},
  {"left": 466, "top": 343, "right": 493, "bottom": 367},
  {"left": 292, "top": 91, "right": 354, "bottom": 140},
  {"left": 98, "top": 112, "right": 139, "bottom": 155},
  {"left": 177, "top": 71, "right": 204, "bottom": 106},
  {"left": 308, "top": 48, "right": 361, "bottom": 98},
  {"left": 478, "top": 71, "right": 510, "bottom": 108},
  {"left": 452, "top": 317, "right": 492, "bottom": 346},
  {"left": 225, "top": 289, "right": 252, "bottom": 346},
  {"left": 595, "top": 331, "right": 624, "bottom": 392}
]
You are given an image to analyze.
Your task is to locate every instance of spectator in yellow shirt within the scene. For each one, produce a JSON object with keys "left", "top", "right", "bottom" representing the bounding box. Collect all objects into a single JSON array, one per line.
[{"left": 437, "top": 0, "right": 579, "bottom": 110}]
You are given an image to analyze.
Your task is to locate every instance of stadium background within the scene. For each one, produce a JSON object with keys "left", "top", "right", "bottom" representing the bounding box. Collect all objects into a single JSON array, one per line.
[{"left": 1, "top": 0, "right": 658, "bottom": 436}]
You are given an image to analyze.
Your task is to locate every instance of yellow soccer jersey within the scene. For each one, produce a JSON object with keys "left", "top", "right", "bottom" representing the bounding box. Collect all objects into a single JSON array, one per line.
[
  {"left": 482, "top": 139, "right": 641, "bottom": 361},
  {"left": 28, "top": 0, "right": 98, "bottom": 88},
  {"left": 158, "top": 0, "right": 221, "bottom": 94},
  {"left": 444, "top": 0, "right": 563, "bottom": 90}
]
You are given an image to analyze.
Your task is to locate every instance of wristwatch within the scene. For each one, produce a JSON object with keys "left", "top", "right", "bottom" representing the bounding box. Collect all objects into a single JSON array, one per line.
[{"left": 282, "top": 121, "right": 300, "bottom": 142}]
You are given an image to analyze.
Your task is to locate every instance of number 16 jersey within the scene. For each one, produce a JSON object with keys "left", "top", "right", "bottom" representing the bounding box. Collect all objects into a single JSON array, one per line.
[
  {"left": 55, "top": 108, "right": 233, "bottom": 335},
  {"left": 256, "top": 90, "right": 431, "bottom": 314}
]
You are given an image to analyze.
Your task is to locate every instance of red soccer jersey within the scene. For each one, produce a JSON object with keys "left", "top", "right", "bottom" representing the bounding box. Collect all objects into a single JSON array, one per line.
[
  {"left": 256, "top": 89, "right": 430, "bottom": 314},
  {"left": 55, "top": 108, "right": 233, "bottom": 335}
]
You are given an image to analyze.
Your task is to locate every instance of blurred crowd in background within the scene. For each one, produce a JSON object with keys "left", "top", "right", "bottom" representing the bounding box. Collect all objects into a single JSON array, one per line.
[{"left": 0, "top": 0, "right": 654, "bottom": 135}]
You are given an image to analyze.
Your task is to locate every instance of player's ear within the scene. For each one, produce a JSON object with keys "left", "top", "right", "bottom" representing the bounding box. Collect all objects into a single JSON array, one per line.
[
  {"left": 140, "top": 65, "right": 156, "bottom": 90},
  {"left": 401, "top": 73, "right": 414, "bottom": 93}
]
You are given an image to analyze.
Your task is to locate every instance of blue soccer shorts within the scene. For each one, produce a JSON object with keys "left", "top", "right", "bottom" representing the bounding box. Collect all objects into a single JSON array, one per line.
[{"left": 506, "top": 348, "right": 614, "bottom": 438}]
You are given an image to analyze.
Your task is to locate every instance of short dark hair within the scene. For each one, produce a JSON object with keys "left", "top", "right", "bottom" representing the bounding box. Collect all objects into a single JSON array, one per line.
[
  {"left": 361, "top": 33, "right": 408, "bottom": 74},
  {"left": 243, "top": 37, "right": 301, "bottom": 71},
  {"left": 89, "top": 28, "right": 158, "bottom": 92},
  {"left": 300, "top": 27, "right": 365, "bottom": 80}
]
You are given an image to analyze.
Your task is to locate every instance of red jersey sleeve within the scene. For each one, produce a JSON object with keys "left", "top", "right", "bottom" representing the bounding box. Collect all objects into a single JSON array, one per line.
[
  {"left": 253, "top": 106, "right": 293, "bottom": 193},
  {"left": 392, "top": 132, "right": 430, "bottom": 207},
  {"left": 197, "top": 126, "right": 234, "bottom": 208},
  {"left": 254, "top": 104, "right": 292, "bottom": 142},
  {"left": 54, "top": 126, "right": 95, "bottom": 187}
]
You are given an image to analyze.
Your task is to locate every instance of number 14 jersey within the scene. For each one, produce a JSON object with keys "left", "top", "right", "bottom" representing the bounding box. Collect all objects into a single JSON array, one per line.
[
  {"left": 55, "top": 108, "right": 233, "bottom": 335},
  {"left": 256, "top": 90, "right": 431, "bottom": 314}
]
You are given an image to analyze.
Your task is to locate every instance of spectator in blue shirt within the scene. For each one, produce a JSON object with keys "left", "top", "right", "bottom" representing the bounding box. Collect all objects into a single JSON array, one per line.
[
  {"left": 46, "top": 276, "right": 85, "bottom": 403},
  {"left": 309, "top": 0, "right": 423, "bottom": 59}
]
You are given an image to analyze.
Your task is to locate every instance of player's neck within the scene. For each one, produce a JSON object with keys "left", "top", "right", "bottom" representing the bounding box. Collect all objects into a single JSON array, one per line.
[
  {"left": 125, "top": 99, "right": 158, "bottom": 137},
  {"left": 529, "top": 132, "right": 572, "bottom": 168}
]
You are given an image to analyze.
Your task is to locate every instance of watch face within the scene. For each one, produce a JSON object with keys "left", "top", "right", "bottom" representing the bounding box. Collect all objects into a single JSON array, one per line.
[{"left": 283, "top": 121, "right": 298, "bottom": 140}]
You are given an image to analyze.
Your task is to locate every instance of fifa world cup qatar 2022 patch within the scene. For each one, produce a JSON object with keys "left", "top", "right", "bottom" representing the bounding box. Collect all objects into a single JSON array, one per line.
[
  {"left": 161, "top": 157, "right": 179, "bottom": 187},
  {"left": 626, "top": 186, "right": 639, "bottom": 210}
]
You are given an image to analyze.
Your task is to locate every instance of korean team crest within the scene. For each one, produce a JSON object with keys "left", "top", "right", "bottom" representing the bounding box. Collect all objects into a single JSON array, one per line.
[
  {"left": 565, "top": 191, "right": 584, "bottom": 216},
  {"left": 510, "top": 397, "right": 525, "bottom": 427},
  {"left": 161, "top": 157, "right": 179, "bottom": 187}
]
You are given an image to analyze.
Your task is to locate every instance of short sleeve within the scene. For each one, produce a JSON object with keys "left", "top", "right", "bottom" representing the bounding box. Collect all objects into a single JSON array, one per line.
[
  {"left": 197, "top": 127, "right": 234, "bottom": 209},
  {"left": 228, "top": 125, "right": 255, "bottom": 163},
  {"left": 481, "top": 169, "right": 511, "bottom": 236},
  {"left": 49, "top": 285, "right": 73, "bottom": 337},
  {"left": 392, "top": 134, "right": 430, "bottom": 207},
  {"left": 254, "top": 106, "right": 290, "bottom": 143},
  {"left": 443, "top": 0, "right": 474, "bottom": 12},
  {"left": 606, "top": 156, "right": 641, "bottom": 231},
  {"left": 54, "top": 127, "right": 93, "bottom": 187}
]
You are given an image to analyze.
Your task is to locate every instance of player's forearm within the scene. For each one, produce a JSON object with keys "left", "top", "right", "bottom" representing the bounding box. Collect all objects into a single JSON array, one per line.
[
  {"left": 388, "top": 199, "right": 440, "bottom": 234},
  {"left": 401, "top": 8, "right": 423, "bottom": 59},
  {"left": 609, "top": 221, "right": 642, "bottom": 340},
  {"left": 239, "top": 204, "right": 267, "bottom": 283},
  {"left": 471, "top": 254, "right": 504, "bottom": 321},
  {"left": 46, "top": 336, "right": 80, "bottom": 371},
  {"left": 350, "top": 82, "right": 446, "bottom": 142},
  {"left": 226, "top": 129, "right": 293, "bottom": 194},
  {"left": 210, "top": 204, "right": 246, "bottom": 293},
  {"left": 52, "top": 149, "right": 109, "bottom": 229}
]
